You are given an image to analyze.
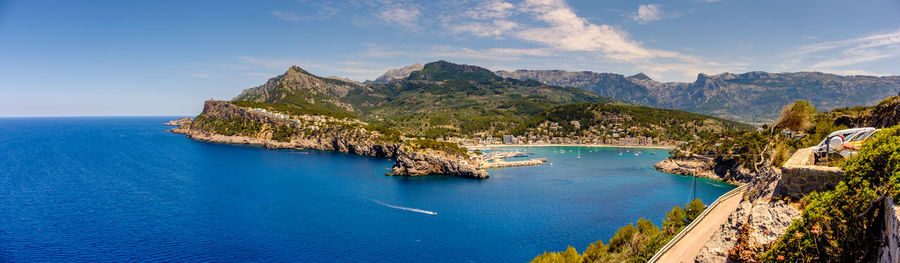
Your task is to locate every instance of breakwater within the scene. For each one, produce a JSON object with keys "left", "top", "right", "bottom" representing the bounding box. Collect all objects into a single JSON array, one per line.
[{"left": 482, "top": 158, "right": 547, "bottom": 169}]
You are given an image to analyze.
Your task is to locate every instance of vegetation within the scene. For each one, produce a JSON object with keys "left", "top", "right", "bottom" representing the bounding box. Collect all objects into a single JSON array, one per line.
[
  {"left": 188, "top": 115, "right": 263, "bottom": 137},
  {"left": 403, "top": 139, "right": 469, "bottom": 157},
  {"left": 758, "top": 124, "right": 900, "bottom": 262},
  {"left": 774, "top": 100, "right": 817, "bottom": 131},
  {"left": 516, "top": 103, "right": 753, "bottom": 142},
  {"left": 406, "top": 60, "right": 498, "bottom": 81},
  {"left": 364, "top": 124, "right": 402, "bottom": 143},
  {"left": 231, "top": 99, "right": 356, "bottom": 119},
  {"left": 677, "top": 100, "right": 850, "bottom": 170},
  {"left": 532, "top": 199, "right": 705, "bottom": 263}
]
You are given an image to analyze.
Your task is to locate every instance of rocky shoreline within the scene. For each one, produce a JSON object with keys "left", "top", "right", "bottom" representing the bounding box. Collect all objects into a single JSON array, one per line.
[{"left": 169, "top": 101, "right": 489, "bottom": 179}]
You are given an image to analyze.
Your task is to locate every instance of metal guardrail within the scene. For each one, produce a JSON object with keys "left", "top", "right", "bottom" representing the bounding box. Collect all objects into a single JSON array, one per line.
[{"left": 647, "top": 184, "right": 748, "bottom": 263}]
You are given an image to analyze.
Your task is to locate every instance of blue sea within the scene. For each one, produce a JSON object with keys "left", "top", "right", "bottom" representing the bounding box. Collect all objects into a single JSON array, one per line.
[{"left": 0, "top": 117, "right": 734, "bottom": 262}]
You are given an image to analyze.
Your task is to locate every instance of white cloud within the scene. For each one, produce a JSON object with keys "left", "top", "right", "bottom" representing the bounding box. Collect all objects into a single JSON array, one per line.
[
  {"left": 430, "top": 0, "right": 738, "bottom": 80},
  {"left": 377, "top": 5, "right": 422, "bottom": 30},
  {"left": 785, "top": 28, "right": 900, "bottom": 73},
  {"left": 448, "top": 20, "right": 521, "bottom": 38},
  {"left": 190, "top": 73, "right": 210, "bottom": 78},
  {"left": 633, "top": 4, "right": 663, "bottom": 24},
  {"left": 514, "top": 0, "right": 676, "bottom": 61},
  {"left": 464, "top": 1, "right": 516, "bottom": 19}
]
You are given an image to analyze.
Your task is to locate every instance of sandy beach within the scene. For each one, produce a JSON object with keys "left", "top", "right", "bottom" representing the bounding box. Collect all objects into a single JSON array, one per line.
[{"left": 465, "top": 143, "right": 676, "bottom": 150}]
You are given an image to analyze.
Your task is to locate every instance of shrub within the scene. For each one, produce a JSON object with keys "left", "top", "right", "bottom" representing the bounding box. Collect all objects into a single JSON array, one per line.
[
  {"left": 531, "top": 199, "right": 705, "bottom": 263},
  {"left": 759, "top": 125, "right": 900, "bottom": 262},
  {"left": 774, "top": 100, "right": 817, "bottom": 132},
  {"left": 404, "top": 139, "right": 469, "bottom": 157}
]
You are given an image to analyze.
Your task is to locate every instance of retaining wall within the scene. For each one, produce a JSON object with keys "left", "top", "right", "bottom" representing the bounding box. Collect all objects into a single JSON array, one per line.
[
  {"left": 879, "top": 197, "right": 900, "bottom": 263},
  {"left": 776, "top": 147, "right": 844, "bottom": 198}
]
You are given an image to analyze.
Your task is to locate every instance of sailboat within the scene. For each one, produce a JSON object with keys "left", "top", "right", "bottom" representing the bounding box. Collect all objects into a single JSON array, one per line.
[{"left": 576, "top": 148, "right": 581, "bottom": 160}]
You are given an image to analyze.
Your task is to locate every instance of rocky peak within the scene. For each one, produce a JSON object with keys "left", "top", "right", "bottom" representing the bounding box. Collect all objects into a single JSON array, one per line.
[
  {"left": 373, "top": 63, "right": 424, "bottom": 84},
  {"left": 627, "top": 73, "right": 652, "bottom": 80},
  {"left": 233, "top": 65, "right": 361, "bottom": 109}
]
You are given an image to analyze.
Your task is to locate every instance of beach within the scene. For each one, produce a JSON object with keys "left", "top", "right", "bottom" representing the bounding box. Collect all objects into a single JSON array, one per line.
[{"left": 466, "top": 143, "right": 677, "bottom": 150}]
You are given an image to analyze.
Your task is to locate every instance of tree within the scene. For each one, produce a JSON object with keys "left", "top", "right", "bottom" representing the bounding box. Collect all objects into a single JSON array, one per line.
[{"left": 684, "top": 198, "right": 705, "bottom": 222}]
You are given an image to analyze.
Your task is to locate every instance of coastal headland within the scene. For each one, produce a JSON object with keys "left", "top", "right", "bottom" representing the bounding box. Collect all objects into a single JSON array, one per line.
[{"left": 170, "top": 100, "right": 491, "bottom": 178}]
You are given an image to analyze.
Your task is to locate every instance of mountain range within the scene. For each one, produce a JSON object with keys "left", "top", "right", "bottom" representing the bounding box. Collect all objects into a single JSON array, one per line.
[
  {"left": 494, "top": 69, "right": 900, "bottom": 123},
  {"left": 234, "top": 61, "right": 614, "bottom": 137}
]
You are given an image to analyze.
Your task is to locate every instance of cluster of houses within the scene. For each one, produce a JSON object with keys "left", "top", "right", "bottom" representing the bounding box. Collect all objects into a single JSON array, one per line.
[
  {"left": 450, "top": 133, "right": 673, "bottom": 147},
  {"left": 447, "top": 119, "right": 678, "bottom": 146}
]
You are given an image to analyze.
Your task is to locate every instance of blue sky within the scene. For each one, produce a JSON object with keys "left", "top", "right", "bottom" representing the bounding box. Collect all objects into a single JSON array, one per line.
[{"left": 1, "top": 0, "right": 899, "bottom": 116}]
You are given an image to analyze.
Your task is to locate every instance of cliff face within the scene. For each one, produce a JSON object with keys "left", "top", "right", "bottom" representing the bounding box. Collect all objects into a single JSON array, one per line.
[
  {"left": 392, "top": 149, "right": 489, "bottom": 178},
  {"left": 173, "top": 100, "right": 488, "bottom": 178},
  {"left": 498, "top": 69, "right": 900, "bottom": 122},
  {"left": 233, "top": 66, "right": 361, "bottom": 112},
  {"left": 654, "top": 155, "right": 754, "bottom": 184},
  {"left": 865, "top": 95, "right": 900, "bottom": 128}
]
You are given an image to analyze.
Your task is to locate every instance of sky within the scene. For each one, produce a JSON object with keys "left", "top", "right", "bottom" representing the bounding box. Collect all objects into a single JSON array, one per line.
[{"left": 1, "top": 0, "right": 899, "bottom": 116}]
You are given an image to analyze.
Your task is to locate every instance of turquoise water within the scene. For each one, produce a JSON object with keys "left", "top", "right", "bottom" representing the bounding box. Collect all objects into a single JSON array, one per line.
[{"left": 0, "top": 117, "right": 734, "bottom": 262}]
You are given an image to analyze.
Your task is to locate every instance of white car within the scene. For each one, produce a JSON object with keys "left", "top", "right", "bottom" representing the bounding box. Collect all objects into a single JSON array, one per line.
[{"left": 813, "top": 127, "right": 875, "bottom": 159}]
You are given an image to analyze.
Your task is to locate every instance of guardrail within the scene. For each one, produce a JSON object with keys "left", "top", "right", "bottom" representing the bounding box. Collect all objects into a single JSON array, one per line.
[{"left": 647, "top": 183, "right": 748, "bottom": 263}]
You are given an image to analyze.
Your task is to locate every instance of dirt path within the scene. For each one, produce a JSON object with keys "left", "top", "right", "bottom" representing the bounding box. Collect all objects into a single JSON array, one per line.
[{"left": 654, "top": 189, "right": 745, "bottom": 263}]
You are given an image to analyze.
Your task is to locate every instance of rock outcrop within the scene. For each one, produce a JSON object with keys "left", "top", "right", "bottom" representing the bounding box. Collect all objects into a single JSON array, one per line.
[
  {"left": 654, "top": 155, "right": 756, "bottom": 184},
  {"left": 694, "top": 199, "right": 801, "bottom": 263},
  {"left": 654, "top": 156, "right": 718, "bottom": 179},
  {"left": 164, "top": 117, "right": 192, "bottom": 126},
  {"left": 392, "top": 149, "right": 489, "bottom": 179},
  {"left": 867, "top": 95, "right": 900, "bottom": 128}
]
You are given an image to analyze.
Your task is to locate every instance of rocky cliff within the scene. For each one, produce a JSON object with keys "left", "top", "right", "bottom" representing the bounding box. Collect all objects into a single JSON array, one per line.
[
  {"left": 233, "top": 66, "right": 362, "bottom": 112},
  {"left": 654, "top": 155, "right": 755, "bottom": 184},
  {"left": 498, "top": 69, "right": 900, "bottom": 123},
  {"left": 172, "top": 100, "right": 489, "bottom": 179},
  {"left": 392, "top": 148, "right": 489, "bottom": 178}
]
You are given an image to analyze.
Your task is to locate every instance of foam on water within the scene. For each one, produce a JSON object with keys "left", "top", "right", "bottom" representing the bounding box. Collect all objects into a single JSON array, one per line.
[{"left": 374, "top": 200, "right": 438, "bottom": 215}]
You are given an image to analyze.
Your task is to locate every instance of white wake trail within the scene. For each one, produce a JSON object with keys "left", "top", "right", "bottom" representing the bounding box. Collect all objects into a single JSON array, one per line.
[{"left": 374, "top": 201, "right": 437, "bottom": 215}]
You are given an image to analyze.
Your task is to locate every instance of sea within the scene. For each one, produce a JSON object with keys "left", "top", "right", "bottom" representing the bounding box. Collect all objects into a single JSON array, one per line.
[{"left": 0, "top": 117, "right": 735, "bottom": 262}]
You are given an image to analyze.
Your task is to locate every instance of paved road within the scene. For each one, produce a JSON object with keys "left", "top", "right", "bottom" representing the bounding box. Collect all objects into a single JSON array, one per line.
[{"left": 655, "top": 189, "right": 745, "bottom": 263}]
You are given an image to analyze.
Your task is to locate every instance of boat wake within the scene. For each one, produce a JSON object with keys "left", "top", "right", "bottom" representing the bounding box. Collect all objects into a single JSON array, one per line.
[{"left": 374, "top": 201, "right": 437, "bottom": 215}]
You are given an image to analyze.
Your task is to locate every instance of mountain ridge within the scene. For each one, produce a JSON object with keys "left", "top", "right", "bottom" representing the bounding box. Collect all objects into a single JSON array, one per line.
[{"left": 496, "top": 69, "right": 900, "bottom": 122}]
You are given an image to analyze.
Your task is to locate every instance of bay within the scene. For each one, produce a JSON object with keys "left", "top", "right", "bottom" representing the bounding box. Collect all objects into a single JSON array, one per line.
[{"left": 0, "top": 117, "right": 734, "bottom": 262}]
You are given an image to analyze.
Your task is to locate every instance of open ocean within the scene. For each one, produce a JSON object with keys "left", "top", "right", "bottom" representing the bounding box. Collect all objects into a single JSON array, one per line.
[{"left": 0, "top": 117, "right": 734, "bottom": 262}]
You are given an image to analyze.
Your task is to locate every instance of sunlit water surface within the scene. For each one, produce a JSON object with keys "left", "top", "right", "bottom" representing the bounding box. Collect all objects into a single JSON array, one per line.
[{"left": 0, "top": 117, "right": 734, "bottom": 262}]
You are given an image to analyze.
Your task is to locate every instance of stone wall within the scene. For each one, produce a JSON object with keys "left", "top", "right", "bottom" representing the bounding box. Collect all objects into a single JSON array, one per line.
[
  {"left": 879, "top": 197, "right": 900, "bottom": 263},
  {"left": 776, "top": 147, "right": 844, "bottom": 198}
]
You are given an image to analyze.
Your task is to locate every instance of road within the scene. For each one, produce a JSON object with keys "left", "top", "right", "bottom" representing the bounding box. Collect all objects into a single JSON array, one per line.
[{"left": 654, "top": 188, "right": 745, "bottom": 263}]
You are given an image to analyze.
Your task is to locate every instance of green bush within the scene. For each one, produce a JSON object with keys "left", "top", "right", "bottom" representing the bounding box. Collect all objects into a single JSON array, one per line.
[
  {"left": 404, "top": 139, "right": 469, "bottom": 157},
  {"left": 759, "top": 125, "right": 900, "bottom": 262},
  {"left": 532, "top": 199, "right": 705, "bottom": 263},
  {"left": 189, "top": 115, "right": 263, "bottom": 137}
]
